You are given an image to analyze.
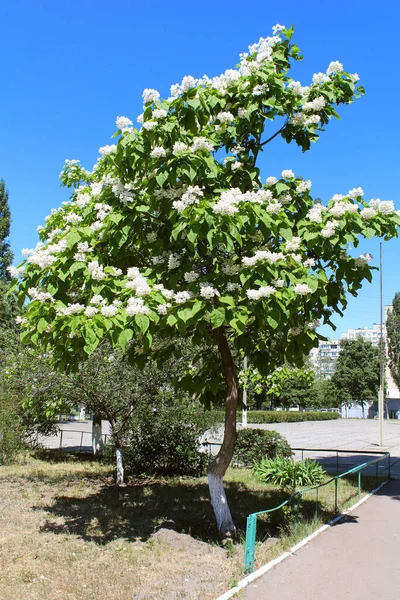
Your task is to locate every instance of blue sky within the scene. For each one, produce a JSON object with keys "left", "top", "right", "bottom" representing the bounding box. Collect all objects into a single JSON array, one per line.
[{"left": 1, "top": 0, "right": 399, "bottom": 337}]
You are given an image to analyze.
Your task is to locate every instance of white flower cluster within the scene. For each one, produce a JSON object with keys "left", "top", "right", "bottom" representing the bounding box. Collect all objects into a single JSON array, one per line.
[
  {"left": 288, "top": 81, "right": 309, "bottom": 96},
  {"left": 246, "top": 285, "right": 276, "bottom": 300},
  {"left": 307, "top": 319, "right": 321, "bottom": 330},
  {"left": 142, "top": 88, "right": 160, "bottom": 103},
  {"left": 355, "top": 253, "right": 373, "bottom": 266},
  {"left": 57, "top": 303, "right": 85, "bottom": 316},
  {"left": 199, "top": 283, "right": 220, "bottom": 299},
  {"left": 98, "top": 145, "right": 117, "bottom": 156},
  {"left": 157, "top": 302, "right": 171, "bottom": 315},
  {"left": 347, "top": 187, "right": 364, "bottom": 199},
  {"left": 74, "top": 241, "right": 93, "bottom": 262},
  {"left": 294, "top": 283, "right": 313, "bottom": 295},
  {"left": 302, "top": 96, "right": 326, "bottom": 112},
  {"left": 285, "top": 237, "right": 301, "bottom": 252},
  {"left": 142, "top": 121, "right": 158, "bottom": 131},
  {"left": 173, "top": 185, "right": 204, "bottom": 212},
  {"left": 88, "top": 260, "right": 106, "bottom": 281},
  {"left": 126, "top": 297, "right": 150, "bottom": 316},
  {"left": 312, "top": 72, "right": 330, "bottom": 84},
  {"left": 172, "top": 142, "right": 188, "bottom": 155},
  {"left": 190, "top": 137, "right": 214, "bottom": 153},
  {"left": 296, "top": 180, "right": 312, "bottom": 193},
  {"left": 329, "top": 201, "right": 358, "bottom": 218},
  {"left": 326, "top": 61, "right": 343, "bottom": 75},
  {"left": 290, "top": 327, "right": 302, "bottom": 336},
  {"left": 65, "top": 213, "right": 83, "bottom": 224},
  {"left": 226, "top": 282, "right": 241, "bottom": 291},
  {"left": 281, "top": 169, "right": 294, "bottom": 179},
  {"left": 150, "top": 146, "right": 167, "bottom": 159},
  {"left": 304, "top": 258, "right": 316, "bottom": 267},
  {"left": 126, "top": 268, "right": 151, "bottom": 296},
  {"left": 184, "top": 271, "right": 200, "bottom": 282},
  {"left": 307, "top": 204, "right": 324, "bottom": 223},
  {"left": 7, "top": 265, "right": 25, "bottom": 277},
  {"left": 101, "top": 304, "right": 118, "bottom": 317},
  {"left": 321, "top": 220, "right": 339, "bottom": 238},
  {"left": 216, "top": 111, "right": 235, "bottom": 123},
  {"left": 111, "top": 180, "right": 135, "bottom": 204},
  {"left": 116, "top": 116, "right": 133, "bottom": 132},
  {"left": 174, "top": 291, "right": 192, "bottom": 304},
  {"left": 369, "top": 198, "right": 394, "bottom": 214},
  {"left": 213, "top": 187, "right": 274, "bottom": 216},
  {"left": 168, "top": 253, "right": 181, "bottom": 270},
  {"left": 222, "top": 263, "right": 241, "bottom": 275},
  {"left": 242, "top": 250, "right": 285, "bottom": 267},
  {"left": 152, "top": 108, "right": 168, "bottom": 119},
  {"left": 28, "top": 287, "right": 54, "bottom": 303}
]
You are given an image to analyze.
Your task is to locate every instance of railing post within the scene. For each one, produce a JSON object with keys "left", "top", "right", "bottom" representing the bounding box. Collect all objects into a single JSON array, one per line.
[
  {"left": 376, "top": 459, "right": 378, "bottom": 477},
  {"left": 80, "top": 432, "right": 84, "bottom": 452},
  {"left": 295, "top": 492, "right": 301, "bottom": 530},
  {"left": 59, "top": 429, "right": 63, "bottom": 450},
  {"left": 335, "top": 478, "right": 338, "bottom": 513},
  {"left": 244, "top": 514, "right": 257, "bottom": 574},
  {"left": 315, "top": 487, "right": 319, "bottom": 519},
  {"left": 336, "top": 451, "right": 339, "bottom": 473},
  {"left": 301, "top": 450, "right": 304, "bottom": 463},
  {"left": 358, "top": 471, "right": 361, "bottom": 499},
  {"left": 388, "top": 454, "right": 391, "bottom": 479}
]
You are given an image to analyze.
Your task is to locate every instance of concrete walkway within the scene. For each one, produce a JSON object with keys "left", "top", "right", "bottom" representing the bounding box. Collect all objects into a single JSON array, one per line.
[{"left": 240, "top": 479, "right": 400, "bottom": 600}]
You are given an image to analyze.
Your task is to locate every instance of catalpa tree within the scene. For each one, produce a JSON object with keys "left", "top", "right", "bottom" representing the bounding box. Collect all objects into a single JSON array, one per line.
[{"left": 11, "top": 24, "right": 399, "bottom": 537}]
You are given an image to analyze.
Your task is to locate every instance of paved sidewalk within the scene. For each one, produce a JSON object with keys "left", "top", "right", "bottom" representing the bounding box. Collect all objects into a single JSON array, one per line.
[{"left": 240, "top": 479, "right": 400, "bottom": 600}]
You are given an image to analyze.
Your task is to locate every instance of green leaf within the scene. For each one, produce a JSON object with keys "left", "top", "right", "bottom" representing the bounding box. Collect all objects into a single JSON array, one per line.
[
  {"left": 209, "top": 307, "right": 226, "bottom": 328},
  {"left": 135, "top": 314, "right": 150, "bottom": 334},
  {"left": 37, "top": 317, "right": 48, "bottom": 334},
  {"left": 118, "top": 328, "right": 133, "bottom": 350}
]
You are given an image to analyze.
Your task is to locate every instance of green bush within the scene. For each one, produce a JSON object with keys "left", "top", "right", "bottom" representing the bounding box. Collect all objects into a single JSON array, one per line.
[
  {"left": 213, "top": 410, "right": 339, "bottom": 424},
  {"left": 122, "top": 397, "right": 218, "bottom": 477},
  {"left": 231, "top": 429, "right": 292, "bottom": 468},
  {"left": 253, "top": 457, "right": 326, "bottom": 490},
  {"left": 0, "top": 394, "right": 25, "bottom": 464}
]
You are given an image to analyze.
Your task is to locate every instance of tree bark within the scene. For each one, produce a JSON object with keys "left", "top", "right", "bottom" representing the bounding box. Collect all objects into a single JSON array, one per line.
[
  {"left": 115, "top": 446, "right": 124, "bottom": 485},
  {"left": 207, "top": 327, "right": 238, "bottom": 538},
  {"left": 92, "top": 412, "right": 104, "bottom": 456}
]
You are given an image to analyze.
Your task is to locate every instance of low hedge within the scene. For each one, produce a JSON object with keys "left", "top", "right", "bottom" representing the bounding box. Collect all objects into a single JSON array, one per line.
[{"left": 213, "top": 410, "right": 339, "bottom": 424}]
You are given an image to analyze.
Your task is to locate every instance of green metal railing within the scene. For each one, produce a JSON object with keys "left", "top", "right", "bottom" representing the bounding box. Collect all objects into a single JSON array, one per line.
[{"left": 243, "top": 450, "right": 390, "bottom": 574}]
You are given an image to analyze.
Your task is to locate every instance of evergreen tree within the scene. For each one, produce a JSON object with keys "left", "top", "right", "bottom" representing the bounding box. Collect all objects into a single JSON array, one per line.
[
  {"left": 386, "top": 293, "right": 400, "bottom": 390},
  {"left": 0, "top": 179, "right": 13, "bottom": 282}
]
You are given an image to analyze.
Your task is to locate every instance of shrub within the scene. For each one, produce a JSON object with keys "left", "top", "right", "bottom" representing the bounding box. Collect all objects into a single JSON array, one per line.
[
  {"left": 231, "top": 429, "right": 292, "bottom": 468},
  {"left": 122, "top": 397, "right": 218, "bottom": 476},
  {"left": 253, "top": 457, "right": 326, "bottom": 490},
  {"left": 0, "top": 394, "right": 25, "bottom": 464},
  {"left": 213, "top": 410, "right": 339, "bottom": 424}
]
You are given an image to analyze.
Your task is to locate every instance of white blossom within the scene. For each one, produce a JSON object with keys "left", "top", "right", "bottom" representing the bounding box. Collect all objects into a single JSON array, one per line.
[
  {"left": 172, "top": 142, "right": 188, "bottom": 155},
  {"left": 7, "top": 265, "right": 25, "bottom": 277},
  {"left": 312, "top": 72, "right": 329, "bottom": 84},
  {"left": 290, "top": 327, "right": 302, "bottom": 336},
  {"left": 199, "top": 283, "right": 220, "bottom": 299},
  {"left": 360, "top": 207, "right": 376, "bottom": 220},
  {"left": 142, "top": 88, "right": 160, "bottom": 103},
  {"left": 307, "top": 319, "right": 321, "bottom": 330},
  {"left": 281, "top": 169, "right": 294, "bottom": 179},
  {"left": 65, "top": 213, "right": 83, "bottom": 224},
  {"left": 157, "top": 303, "right": 171, "bottom": 315},
  {"left": 84, "top": 306, "right": 98, "bottom": 317},
  {"left": 173, "top": 185, "right": 203, "bottom": 212},
  {"left": 174, "top": 291, "right": 191, "bottom": 304},
  {"left": 294, "top": 283, "right": 312, "bottom": 295},
  {"left": 226, "top": 282, "right": 241, "bottom": 291},
  {"left": 290, "top": 112, "right": 307, "bottom": 126},
  {"left": 296, "top": 180, "right": 312, "bottom": 193},
  {"left": 303, "top": 96, "right": 326, "bottom": 112},
  {"left": 217, "top": 111, "right": 235, "bottom": 123},
  {"left": 88, "top": 260, "right": 106, "bottom": 281},
  {"left": 190, "top": 137, "right": 214, "bottom": 153},
  {"left": 99, "top": 145, "right": 117, "bottom": 156},
  {"left": 150, "top": 146, "right": 167, "bottom": 159},
  {"left": 90, "top": 295, "right": 105, "bottom": 306},
  {"left": 266, "top": 176, "right": 277, "bottom": 186},
  {"left": 116, "top": 116, "right": 133, "bottom": 131},
  {"left": 285, "top": 237, "right": 301, "bottom": 251},
  {"left": 184, "top": 271, "right": 200, "bottom": 282},
  {"left": 142, "top": 121, "right": 158, "bottom": 131},
  {"left": 348, "top": 187, "right": 364, "bottom": 199},
  {"left": 101, "top": 305, "right": 118, "bottom": 317},
  {"left": 152, "top": 108, "right": 168, "bottom": 119},
  {"left": 231, "top": 161, "right": 243, "bottom": 171},
  {"left": 168, "top": 253, "right": 181, "bottom": 270},
  {"left": 126, "top": 297, "right": 149, "bottom": 316},
  {"left": 326, "top": 61, "right": 343, "bottom": 75},
  {"left": 304, "top": 258, "right": 316, "bottom": 267},
  {"left": 246, "top": 286, "right": 276, "bottom": 300},
  {"left": 355, "top": 253, "right": 373, "bottom": 266}
]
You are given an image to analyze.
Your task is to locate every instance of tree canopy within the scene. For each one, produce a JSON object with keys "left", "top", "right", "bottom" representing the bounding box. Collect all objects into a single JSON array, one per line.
[
  {"left": 386, "top": 293, "right": 400, "bottom": 390},
  {"left": 331, "top": 338, "right": 380, "bottom": 408},
  {"left": 10, "top": 24, "right": 400, "bottom": 536}
]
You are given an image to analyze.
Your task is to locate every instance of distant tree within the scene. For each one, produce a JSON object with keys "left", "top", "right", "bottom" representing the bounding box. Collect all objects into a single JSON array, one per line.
[
  {"left": 331, "top": 338, "right": 380, "bottom": 415},
  {"left": 0, "top": 179, "right": 13, "bottom": 282},
  {"left": 309, "top": 378, "right": 340, "bottom": 409},
  {"left": 386, "top": 293, "right": 400, "bottom": 390}
]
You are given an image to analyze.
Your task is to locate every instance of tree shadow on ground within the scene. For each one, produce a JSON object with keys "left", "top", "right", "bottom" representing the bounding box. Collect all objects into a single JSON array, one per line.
[{"left": 35, "top": 478, "right": 336, "bottom": 545}]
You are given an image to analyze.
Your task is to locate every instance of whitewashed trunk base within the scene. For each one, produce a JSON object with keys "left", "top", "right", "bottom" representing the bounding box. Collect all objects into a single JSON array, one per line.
[
  {"left": 116, "top": 448, "right": 124, "bottom": 485},
  {"left": 92, "top": 423, "right": 103, "bottom": 456},
  {"left": 208, "top": 472, "right": 236, "bottom": 538}
]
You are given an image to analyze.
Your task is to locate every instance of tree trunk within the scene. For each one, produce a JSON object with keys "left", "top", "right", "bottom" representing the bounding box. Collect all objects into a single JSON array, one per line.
[
  {"left": 92, "top": 412, "right": 103, "bottom": 456},
  {"left": 115, "top": 446, "right": 124, "bottom": 485},
  {"left": 207, "top": 327, "right": 238, "bottom": 539}
]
